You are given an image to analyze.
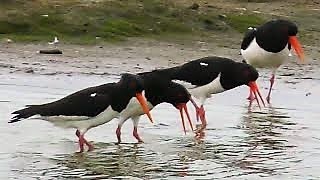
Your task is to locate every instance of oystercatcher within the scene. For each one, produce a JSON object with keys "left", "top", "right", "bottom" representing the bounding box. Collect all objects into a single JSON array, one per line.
[
  {"left": 116, "top": 72, "right": 194, "bottom": 143},
  {"left": 240, "top": 19, "right": 305, "bottom": 103},
  {"left": 140, "top": 56, "right": 264, "bottom": 132},
  {"left": 9, "top": 74, "right": 153, "bottom": 153}
]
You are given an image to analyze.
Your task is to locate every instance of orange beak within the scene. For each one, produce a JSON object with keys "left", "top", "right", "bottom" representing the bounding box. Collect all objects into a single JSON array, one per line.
[
  {"left": 248, "top": 81, "right": 265, "bottom": 109},
  {"left": 176, "top": 103, "right": 193, "bottom": 134},
  {"left": 289, "top": 36, "right": 304, "bottom": 63},
  {"left": 135, "top": 93, "right": 153, "bottom": 123}
]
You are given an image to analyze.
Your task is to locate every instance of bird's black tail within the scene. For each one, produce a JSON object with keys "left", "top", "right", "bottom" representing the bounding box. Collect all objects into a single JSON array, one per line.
[{"left": 9, "top": 105, "right": 41, "bottom": 123}]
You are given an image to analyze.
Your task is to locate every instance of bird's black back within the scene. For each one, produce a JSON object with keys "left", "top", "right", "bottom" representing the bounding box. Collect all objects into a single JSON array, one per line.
[
  {"left": 241, "top": 19, "right": 298, "bottom": 53},
  {"left": 140, "top": 56, "right": 259, "bottom": 91},
  {"left": 10, "top": 74, "right": 144, "bottom": 122}
]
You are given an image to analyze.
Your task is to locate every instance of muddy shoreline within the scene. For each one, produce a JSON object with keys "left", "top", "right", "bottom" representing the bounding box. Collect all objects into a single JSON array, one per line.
[{"left": 0, "top": 38, "right": 319, "bottom": 78}]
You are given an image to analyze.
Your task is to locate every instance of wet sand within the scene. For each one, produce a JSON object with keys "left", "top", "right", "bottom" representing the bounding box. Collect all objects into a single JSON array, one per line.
[{"left": 1, "top": 40, "right": 320, "bottom": 179}]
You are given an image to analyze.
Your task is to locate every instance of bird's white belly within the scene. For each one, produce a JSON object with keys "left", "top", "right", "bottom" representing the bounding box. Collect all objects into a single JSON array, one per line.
[
  {"left": 241, "top": 38, "right": 289, "bottom": 69},
  {"left": 43, "top": 106, "right": 119, "bottom": 131},
  {"left": 119, "top": 97, "right": 154, "bottom": 120},
  {"left": 188, "top": 73, "right": 225, "bottom": 104}
]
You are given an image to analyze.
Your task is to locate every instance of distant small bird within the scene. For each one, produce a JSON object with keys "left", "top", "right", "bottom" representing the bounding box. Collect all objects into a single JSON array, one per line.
[
  {"left": 48, "top": 36, "right": 59, "bottom": 45},
  {"left": 240, "top": 19, "right": 304, "bottom": 103},
  {"left": 6, "top": 38, "right": 13, "bottom": 43}
]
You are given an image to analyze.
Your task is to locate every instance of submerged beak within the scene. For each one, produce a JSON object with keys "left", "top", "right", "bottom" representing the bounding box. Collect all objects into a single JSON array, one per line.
[
  {"left": 135, "top": 93, "right": 153, "bottom": 123},
  {"left": 177, "top": 103, "right": 193, "bottom": 134},
  {"left": 248, "top": 81, "right": 265, "bottom": 108},
  {"left": 289, "top": 36, "right": 304, "bottom": 63}
]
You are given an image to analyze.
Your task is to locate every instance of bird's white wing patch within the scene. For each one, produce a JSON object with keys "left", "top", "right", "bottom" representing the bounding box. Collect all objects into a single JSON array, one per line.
[
  {"left": 173, "top": 80, "right": 197, "bottom": 89},
  {"left": 90, "top": 93, "right": 97, "bottom": 97},
  {"left": 248, "top": 27, "right": 257, "bottom": 30},
  {"left": 200, "top": 62, "right": 208, "bottom": 66}
]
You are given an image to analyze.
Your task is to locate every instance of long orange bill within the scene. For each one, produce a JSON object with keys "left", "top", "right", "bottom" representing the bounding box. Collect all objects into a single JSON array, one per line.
[
  {"left": 177, "top": 104, "right": 187, "bottom": 135},
  {"left": 177, "top": 103, "right": 194, "bottom": 134},
  {"left": 289, "top": 36, "right": 304, "bottom": 62},
  {"left": 248, "top": 81, "right": 265, "bottom": 109},
  {"left": 182, "top": 103, "right": 194, "bottom": 131},
  {"left": 135, "top": 93, "right": 153, "bottom": 123}
]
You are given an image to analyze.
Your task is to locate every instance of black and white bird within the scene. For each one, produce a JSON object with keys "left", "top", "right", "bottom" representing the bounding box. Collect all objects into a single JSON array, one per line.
[
  {"left": 116, "top": 72, "right": 194, "bottom": 143},
  {"left": 48, "top": 36, "right": 59, "bottom": 45},
  {"left": 240, "top": 19, "right": 305, "bottom": 103},
  {"left": 141, "top": 56, "right": 264, "bottom": 132},
  {"left": 9, "top": 74, "right": 153, "bottom": 153}
]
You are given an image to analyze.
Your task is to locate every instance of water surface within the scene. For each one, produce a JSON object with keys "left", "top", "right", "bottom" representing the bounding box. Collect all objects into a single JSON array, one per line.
[{"left": 1, "top": 62, "right": 320, "bottom": 179}]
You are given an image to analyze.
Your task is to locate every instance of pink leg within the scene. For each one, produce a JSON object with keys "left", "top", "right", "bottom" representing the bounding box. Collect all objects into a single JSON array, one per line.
[
  {"left": 266, "top": 73, "right": 275, "bottom": 104},
  {"left": 116, "top": 126, "right": 122, "bottom": 144},
  {"left": 133, "top": 127, "right": 144, "bottom": 143},
  {"left": 77, "top": 134, "right": 85, "bottom": 153},
  {"left": 189, "top": 98, "right": 207, "bottom": 133},
  {"left": 76, "top": 130, "right": 94, "bottom": 152},
  {"left": 195, "top": 105, "right": 207, "bottom": 133}
]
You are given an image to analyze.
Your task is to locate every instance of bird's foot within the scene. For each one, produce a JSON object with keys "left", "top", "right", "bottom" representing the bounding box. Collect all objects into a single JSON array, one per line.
[
  {"left": 133, "top": 127, "right": 144, "bottom": 143},
  {"left": 196, "top": 105, "right": 206, "bottom": 122}
]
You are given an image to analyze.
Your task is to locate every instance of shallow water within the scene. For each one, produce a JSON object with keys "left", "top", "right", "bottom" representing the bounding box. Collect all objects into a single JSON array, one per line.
[{"left": 1, "top": 61, "right": 320, "bottom": 179}]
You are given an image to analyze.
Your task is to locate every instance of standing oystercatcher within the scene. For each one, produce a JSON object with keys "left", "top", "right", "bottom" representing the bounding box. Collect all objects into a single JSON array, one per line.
[
  {"left": 116, "top": 72, "right": 195, "bottom": 143},
  {"left": 141, "top": 56, "right": 264, "bottom": 132},
  {"left": 240, "top": 19, "right": 305, "bottom": 103},
  {"left": 9, "top": 74, "right": 153, "bottom": 153}
]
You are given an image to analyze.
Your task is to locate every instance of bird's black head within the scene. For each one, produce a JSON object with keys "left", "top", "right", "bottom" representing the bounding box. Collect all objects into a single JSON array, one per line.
[
  {"left": 220, "top": 62, "right": 259, "bottom": 89},
  {"left": 118, "top": 73, "right": 153, "bottom": 123},
  {"left": 261, "top": 19, "right": 298, "bottom": 37},
  {"left": 162, "top": 82, "right": 191, "bottom": 108},
  {"left": 275, "top": 19, "right": 298, "bottom": 36},
  {"left": 142, "top": 72, "right": 191, "bottom": 108},
  {"left": 119, "top": 73, "right": 144, "bottom": 95}
]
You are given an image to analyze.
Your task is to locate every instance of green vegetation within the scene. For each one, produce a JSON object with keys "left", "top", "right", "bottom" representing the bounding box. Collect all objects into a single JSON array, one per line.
[
  {"left": 0, "top": 0, "right": 267, "bottom": 44},
  {"left": 225, "top": 14, "right": 265, "bottom": 33}
]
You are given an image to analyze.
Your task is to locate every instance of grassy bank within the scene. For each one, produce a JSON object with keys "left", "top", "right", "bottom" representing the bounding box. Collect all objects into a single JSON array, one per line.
[
  {"left": 0, "top": 0, "right": 318, "bottom": 45},
  {"left": 0, "top": 0, "right": 267, "bottom": 44}
]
